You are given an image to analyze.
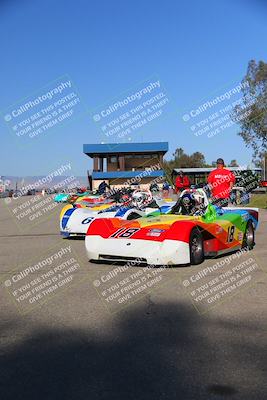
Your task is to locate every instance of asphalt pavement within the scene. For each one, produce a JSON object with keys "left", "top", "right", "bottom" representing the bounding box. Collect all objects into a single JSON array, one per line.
[{"left": 0, "top": 196, "right": 266, "bottom": 400}]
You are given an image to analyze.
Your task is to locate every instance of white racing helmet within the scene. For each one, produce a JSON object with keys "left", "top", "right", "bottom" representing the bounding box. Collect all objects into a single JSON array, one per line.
[
  {"left": 131, "top": 189, "right": 153, "bottom": 209},
  {"left": 179, "top": 188, "right": 209, "bottom": 215}
]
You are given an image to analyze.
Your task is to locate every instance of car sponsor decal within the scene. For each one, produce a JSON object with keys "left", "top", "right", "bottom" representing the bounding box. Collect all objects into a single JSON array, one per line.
[
  {"left": 242, "top": 213, "right": 249, "bottom": 221},
  {"left": 215, "top": 225, "right": 224, "bottom": 234},
  {"left": 238, "top": 232, "right": 243, "bottom": 241},
  {"left": 147, "top": 229, "right": 166, "bottom": 237}
]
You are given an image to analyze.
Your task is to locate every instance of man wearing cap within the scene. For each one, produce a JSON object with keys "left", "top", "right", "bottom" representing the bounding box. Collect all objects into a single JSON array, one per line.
[
  {"left": 208, "top": 158, "right": 236, "bottom": 207},
  {"left": 175, "top": 171, "right": 190, "bottom": 194}
]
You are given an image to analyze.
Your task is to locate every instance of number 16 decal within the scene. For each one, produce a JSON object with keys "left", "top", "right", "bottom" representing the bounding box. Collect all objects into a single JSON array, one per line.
[{"left": 110, "top": 228, "right": 140, "bottom": 238}]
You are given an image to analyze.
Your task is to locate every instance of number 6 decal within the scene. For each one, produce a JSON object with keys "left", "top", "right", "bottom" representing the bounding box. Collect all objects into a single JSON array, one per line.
[{"left": 81, "top": 217, "right": 94, "bottom": 224}]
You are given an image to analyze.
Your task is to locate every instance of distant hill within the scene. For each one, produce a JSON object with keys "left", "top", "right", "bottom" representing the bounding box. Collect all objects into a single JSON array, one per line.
[{"left": 0, "top": 176, "right": 89, "bottom": 190}]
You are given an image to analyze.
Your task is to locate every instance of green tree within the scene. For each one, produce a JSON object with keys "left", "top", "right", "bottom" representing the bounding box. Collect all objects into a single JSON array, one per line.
[
  {"left": 190, "top": 152, "right": 206, "bottom": 167},
  {"left": 229, "top": 159, "right": 239, "bottom": 167},
  {"left": 232, "top": 60, "right": 267, "bottom": 162},
  {"left": 173, "top": 147, "right": 184, "bottom": 159},
  {"left": 164, "top": 148, "right": 209, "bottom": 169}
]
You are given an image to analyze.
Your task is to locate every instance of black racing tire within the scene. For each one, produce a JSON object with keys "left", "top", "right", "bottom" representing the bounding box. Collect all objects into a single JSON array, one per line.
[
  {"left": 242, "top": 220, "right": 255, "bottom": 250},
  {"left": 189, "top": 227, "right": 204, "bottom": 265}
]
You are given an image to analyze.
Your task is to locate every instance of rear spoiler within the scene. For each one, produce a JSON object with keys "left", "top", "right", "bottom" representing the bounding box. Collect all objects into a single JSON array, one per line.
[{"left": 224, "top": 207, "right": 259, "bottom": 227}]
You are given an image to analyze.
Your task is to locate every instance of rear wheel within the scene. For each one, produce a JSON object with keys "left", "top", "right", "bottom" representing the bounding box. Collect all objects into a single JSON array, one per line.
[
  {"left": 242, "top": 220, "right": 255, "bottom": 250},
  {"left": 189, "top": 227, "right": 204, "bottom": 265}
]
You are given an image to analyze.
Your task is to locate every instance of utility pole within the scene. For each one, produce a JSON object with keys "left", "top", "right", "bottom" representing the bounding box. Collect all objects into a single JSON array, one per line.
[
  {"left": 263, "top": 153, "right": 266, "bottom": 181},
  {"left": 265, "top": 153, "right": 266, "bottom": 181}
]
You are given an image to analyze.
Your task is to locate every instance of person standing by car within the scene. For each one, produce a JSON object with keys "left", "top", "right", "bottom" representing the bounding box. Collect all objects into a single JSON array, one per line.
[
  {"left": 149, "top": 182, "right": 159, "bottom": 193},
  {"left": 162, "top": 180, "right": 171, "bottom": 197},
  {"left": 208, "top": 158, "right": 236, "bottom": 207},
  {"left": 175, "top": 171, "right": 190, "bottom": 194},
  {"left": 98, "top": 181, "right": 110, "bottom": 195}
]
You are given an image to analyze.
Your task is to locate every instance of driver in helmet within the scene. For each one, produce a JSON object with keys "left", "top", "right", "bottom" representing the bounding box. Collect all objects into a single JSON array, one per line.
[
  {"left": 131, "top": 191, "right": 159, "bottom": 210},
  {"left": 171, "top": 191, "right": 207, "bottom": 216},
  {"left": 180, "top": 193, "right": 197, "bottom": 215}
]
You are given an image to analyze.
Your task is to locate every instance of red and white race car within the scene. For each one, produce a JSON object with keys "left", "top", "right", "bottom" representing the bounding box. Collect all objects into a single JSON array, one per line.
[{"left": 85, "top": 189, "right": 259, "bottom": 266}]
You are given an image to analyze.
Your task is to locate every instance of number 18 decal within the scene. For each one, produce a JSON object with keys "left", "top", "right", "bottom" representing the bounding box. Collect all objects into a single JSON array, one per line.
[
  {"left": 227, "top": 225, "right": 235, "bottom": 242},
  {"left": 110, "top": 228, "right": 140, "bottom": 238}
]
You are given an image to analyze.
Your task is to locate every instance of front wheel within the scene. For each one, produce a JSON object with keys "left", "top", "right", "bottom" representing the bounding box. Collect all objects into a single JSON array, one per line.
[
  {"left": 189, "top": 227, "right": 204, "bottom": 265},
  {"left": 242, "top": 220, "right": 255, "bottom": 250}
]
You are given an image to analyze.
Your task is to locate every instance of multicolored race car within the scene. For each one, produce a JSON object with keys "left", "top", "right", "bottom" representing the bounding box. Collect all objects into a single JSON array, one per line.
[
  {"left": 60, "top": 202, "right": 116, "bottom": 237},
  {"left": 60, "top": 190, "right": 176, "bottom": 238},
  {"left": 68, "top": 193, "right": 105, "bottom": 204},
  {"left": 54, "top": 191, "right": 98, "bottom": 203},
  {"left": 85, "top": 189, "right": 259, "bottom": 266},
  {"left": 54, "top": 193, "right": 72, "bottom": 203}
]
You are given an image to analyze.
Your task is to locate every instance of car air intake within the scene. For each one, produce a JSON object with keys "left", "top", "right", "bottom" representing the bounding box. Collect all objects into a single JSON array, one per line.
[{"left": 99, "top": 254, "right": 147, "bottom": 263}]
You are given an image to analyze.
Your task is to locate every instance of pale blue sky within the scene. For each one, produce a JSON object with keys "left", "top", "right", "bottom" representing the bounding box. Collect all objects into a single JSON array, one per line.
[{"left": 0, "top": 0, "right": 266, "bottom": 176}]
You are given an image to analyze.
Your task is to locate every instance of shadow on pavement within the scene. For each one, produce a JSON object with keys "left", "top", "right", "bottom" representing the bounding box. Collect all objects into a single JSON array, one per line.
[{"left": 0, "top": 302, "right": 266, "bottom": 400}]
